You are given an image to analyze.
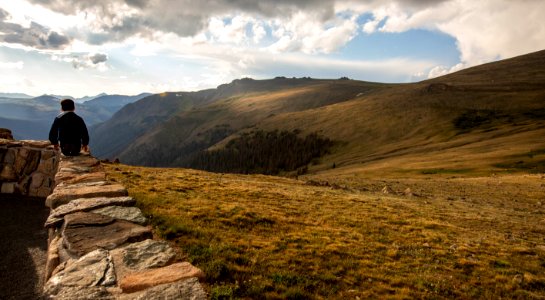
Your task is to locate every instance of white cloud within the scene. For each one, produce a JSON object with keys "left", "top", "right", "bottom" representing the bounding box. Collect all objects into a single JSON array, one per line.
[
  {"left": 267, "top": 11, "right": 359, "bottom": 54},
  {"left": 0, "top": 60, "right": 24, "bottom": 69},
  {"left": 427, "top": 62, "right": 465, "bottom": 79},
  {"left": 364, "top": 0, "right": 545, "bottom": 69}
]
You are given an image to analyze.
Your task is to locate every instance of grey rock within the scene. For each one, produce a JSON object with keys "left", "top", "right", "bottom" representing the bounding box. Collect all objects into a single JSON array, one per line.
[
  {"left": 52, "top": 286, "right": 115, "bottom": 300},
  {"left": 118, "top": 278, "right": 207, "bottom": 300},
  {"left": 62, "top": 212, "right": 152, "bottom": 257},
  {"left": 111, "top": 239, "right": 176, "bottom": 280},
  {"left": 45, "top": 196, "right": 136, "bottom": 228},
  {"left": 91, "top": 206, "right": 147, "bottom": 225},
  {"left": 46, "top": 183, "right": 128, "bottom": 208},
  {"left": 64, "top": 211, "right": 115, "bottom": 227},
  {"left": 44, "top": 249, "right": 116, "bottom": 296}
]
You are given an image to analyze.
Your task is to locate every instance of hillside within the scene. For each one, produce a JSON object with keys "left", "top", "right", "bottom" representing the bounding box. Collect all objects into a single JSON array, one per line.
[
  {"left": 92, "top": 77, "right": 382, "bottom": 163},
  {"left": 106, "top": 163, "right": 545, "bottom": 299},
  {"left": 92, "top": 50, "right": 545, "bottom": 176}
]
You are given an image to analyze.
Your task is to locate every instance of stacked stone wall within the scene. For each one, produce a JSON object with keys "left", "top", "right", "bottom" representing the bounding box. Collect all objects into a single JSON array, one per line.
[
  {"left": 0, "top": 134, "right": 59, "bottom": 197},
  {"left": 43, "top": 154, "right": 207, "bottom": 299},
  {"left": 1, "top": 128, "right": 207, "bottom": 299}
]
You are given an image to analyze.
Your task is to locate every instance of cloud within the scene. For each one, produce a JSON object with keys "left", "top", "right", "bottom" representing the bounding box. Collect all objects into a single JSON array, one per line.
[
  {"left": 52, "top": 52, "right": 108, "bottom": 69},
  {"left": 89, "top": 53, "right": 108, "bottom": 64},
  {"left": 0, "top": 8, "right": 71, "bottom": 49},
  {"left": 427, "top": 62, "right": 465, "bottom": 79},
  {"left": 0, "top": 60, "right": 24, "bottom": 69},
  {"left": 26, "top": 0, "right": 335, "bottom": 43},
  {"left": 361, "top": 0, "right": 545, "bottom": 67}
]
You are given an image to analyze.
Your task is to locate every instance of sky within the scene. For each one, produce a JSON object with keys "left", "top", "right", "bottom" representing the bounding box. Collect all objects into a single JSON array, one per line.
[{"left": 0, "top": 0, "right": 544, "bottom": 98}]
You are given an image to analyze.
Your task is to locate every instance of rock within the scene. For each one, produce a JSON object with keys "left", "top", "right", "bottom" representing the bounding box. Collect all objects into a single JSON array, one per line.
[
  {"left": 111, "top": 239, "right": 176, "bottom": 280},
  {"left": 22, "top": 149, "right": 41, "bottom": 175},
  {"left": 119, "top": 262, "right": 205, "bottom": 293},
  {"left": 37, "top": 156, "right": 59, "bottom": 174},
  {"left": 59, "top": 172, "right": 107, "bottom": 185},
  {"left": 91, "top": 206, "right": 147, "bottom": 225},
  {"left": 0, "top": 128, "right": 13, "bottom": 140},
  {"left": 21, "top": 140, "right": 51, "bottom": 148},
  {"left": 2, "top": 148, "right": 16, "bottom": 164},
  {"left": 45, "top": 196, "right": 136, "bottom": 228},
  {"left": 46, "top": 183, "right": 128, "bottom": 208},
  {"left": 1, "top": 182, "right": 16, "bottom": 194},
  {"left": 64, "top": 211, "right": 116, "bottom": 227},
  {"left": 31, "top": 186, "right": 54, "bottom": 198},
  {"left": 62, "top": 212, "right": 152, "bottom": 257},
  {"left": 58, "top": 156, "right": 100, "bottom": 169},
  {"left": 44, "top": 249, "right": 116, "bottom": 296},
  {"left": 40, "top": 149, "right": 57, "bottom": 161},
  {"left": 50, "top": 286, "right": 114, "bottom": 300},
  {"left": 1, "top": 164, "right": 17, "bottom": 181},
  {"left": 30, "top": 172, "right": 46, "bottom": 189},
  {"left": 404, "top": 188, "right": 413, "bottom": 197},
  {"left": 118, "top": 278, "right": 207, "bottom": 300},
  {"left": 44, "top": 235, "right": 62, "bottom": 282}
]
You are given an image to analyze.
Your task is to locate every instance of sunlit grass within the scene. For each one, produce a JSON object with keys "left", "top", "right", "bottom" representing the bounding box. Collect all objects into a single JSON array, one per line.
[{"left": 105, "top": 164, "right": 545, "bottom": 299}]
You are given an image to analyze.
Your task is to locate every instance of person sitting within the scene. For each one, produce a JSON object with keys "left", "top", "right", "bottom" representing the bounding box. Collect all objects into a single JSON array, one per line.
[{"left": 48, "top": 99, "right": 90, "bottom": 156}]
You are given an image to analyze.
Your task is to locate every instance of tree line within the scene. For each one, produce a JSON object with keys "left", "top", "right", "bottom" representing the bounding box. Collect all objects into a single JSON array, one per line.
[{"left": 186, "top": 129, "right": 333, "bottom": 175}]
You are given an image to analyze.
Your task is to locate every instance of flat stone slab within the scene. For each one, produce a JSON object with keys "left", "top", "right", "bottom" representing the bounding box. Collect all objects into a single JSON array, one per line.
[
  {"left": 62, "top": 212, "right": 152, "bottom": 257},
  {"left": 119, "top": 262, "right": 205, "bottom": 293},
  {"left": 118, "top": 278, "right": 207, "bottom": 300},
  {"left": 20, "top": 140, "right": 52, "bottom": 148},
  {"left": 46, "top": 183, "right": 128, "bottom": 208},
  {"left": 65, "top": 211, "right": 115, "bottom": 227},
  {"left": 111, "top": 239, "right": 176, "bottom": 280},
  {"left": 59, "top": 172, "right": 107, "bottom": 185},
  {"left": 51, "top": 286, "right": 115, "bottom": 300},
  {"left": 44, "top": 249, "right": 116, "bottom": 297},
  {"left": 91, "top": 206, "right": 147, "bottom": 225},
  {"left": 45, "top": 196, "right": 136, "bottom": 228},
  {"left": 58, "top": 156, "right": 100, "bottom": 169}
]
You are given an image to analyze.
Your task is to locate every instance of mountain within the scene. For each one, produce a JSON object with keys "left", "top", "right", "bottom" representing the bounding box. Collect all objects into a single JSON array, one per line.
[
  {"left": 0, "top": 93, "right": 34, "bottom": 99},
  {"left": 84, "top": 93, "right": 152, "bottom": 114},
  {"left": 0, "top": 93, "right": 150, "bottom": 140},
  {"left": 76, "top": 93, "right": 107, "bottom": 103},
  {"left": 91, "top": 49, "right": 545, "bottom": 176},
  {"left": 90, "top": 77, "right": 375, "bottom": 162}
]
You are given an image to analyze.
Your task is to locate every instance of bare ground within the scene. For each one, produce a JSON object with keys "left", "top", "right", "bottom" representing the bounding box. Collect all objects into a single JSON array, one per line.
[{"left": 0, "top": 195, "right": 49, "bottom": 300}]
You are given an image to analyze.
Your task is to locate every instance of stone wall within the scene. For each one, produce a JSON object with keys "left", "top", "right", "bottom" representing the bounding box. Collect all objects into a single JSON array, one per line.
[
  {"left": 1, "top": 128, "right": 207, "bottom": 299},
  {"left": 43, "top": 154, "right": 208, "bottom": 299},
  {"left": 1, "top": 131, "right": 59, "bottom": 197}
]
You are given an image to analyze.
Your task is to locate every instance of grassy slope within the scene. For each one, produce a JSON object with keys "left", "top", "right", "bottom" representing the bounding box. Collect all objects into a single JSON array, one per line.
[
  {"left": 105, "top": 50, "right": 545, "bottom": 177},
  {"left": 119, "top": 80, "right": 387, "bottom": 166},
  {"left": 257, "top": 50, "right": 545, "bottom": 177},
  {"left": 102, "top": 50, "right": 545, "bottom": 299},
  {"left": 106, "top": 164, "right": 545, "bottom": 299}
]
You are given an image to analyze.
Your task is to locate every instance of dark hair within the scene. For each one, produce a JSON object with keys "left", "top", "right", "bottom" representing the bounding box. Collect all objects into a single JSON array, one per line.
[{"left": 60, "top": 99, "right": 75, "bottom": 111}]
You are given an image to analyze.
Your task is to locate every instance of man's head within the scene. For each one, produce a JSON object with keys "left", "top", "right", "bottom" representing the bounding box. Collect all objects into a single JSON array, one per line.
[{"left": 60, "top": 99, "right": 75, "bottom": 111}]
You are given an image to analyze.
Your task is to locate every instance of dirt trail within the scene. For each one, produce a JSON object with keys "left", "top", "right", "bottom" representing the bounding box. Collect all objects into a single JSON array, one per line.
[{"left": 0, "top": 195, "right": 49, "bottom": 300}]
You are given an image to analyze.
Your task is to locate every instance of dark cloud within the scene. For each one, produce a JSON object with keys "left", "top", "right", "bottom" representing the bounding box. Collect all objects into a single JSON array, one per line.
[
  {"left": 19, "top": 0, "right": 451, "bottom": 46},
  {"left": 26, "top": 0, "right": 335, "bottom": 43},
  {"left": 89, "top": 53, "right": 107, "bottom": 64},
  {"left": 0, "top": 9, "right": 71, "bottom": 50}
]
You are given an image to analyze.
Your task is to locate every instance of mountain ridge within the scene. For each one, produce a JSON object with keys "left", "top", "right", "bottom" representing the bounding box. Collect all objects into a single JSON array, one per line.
[{"left": 84, "top": 49, "right": 545, "bottom": 175}]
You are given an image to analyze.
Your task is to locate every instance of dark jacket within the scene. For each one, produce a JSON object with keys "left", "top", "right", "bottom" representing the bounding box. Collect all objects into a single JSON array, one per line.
[{"left": 49, "top": 111, "right": 89, "bottom": 146}]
